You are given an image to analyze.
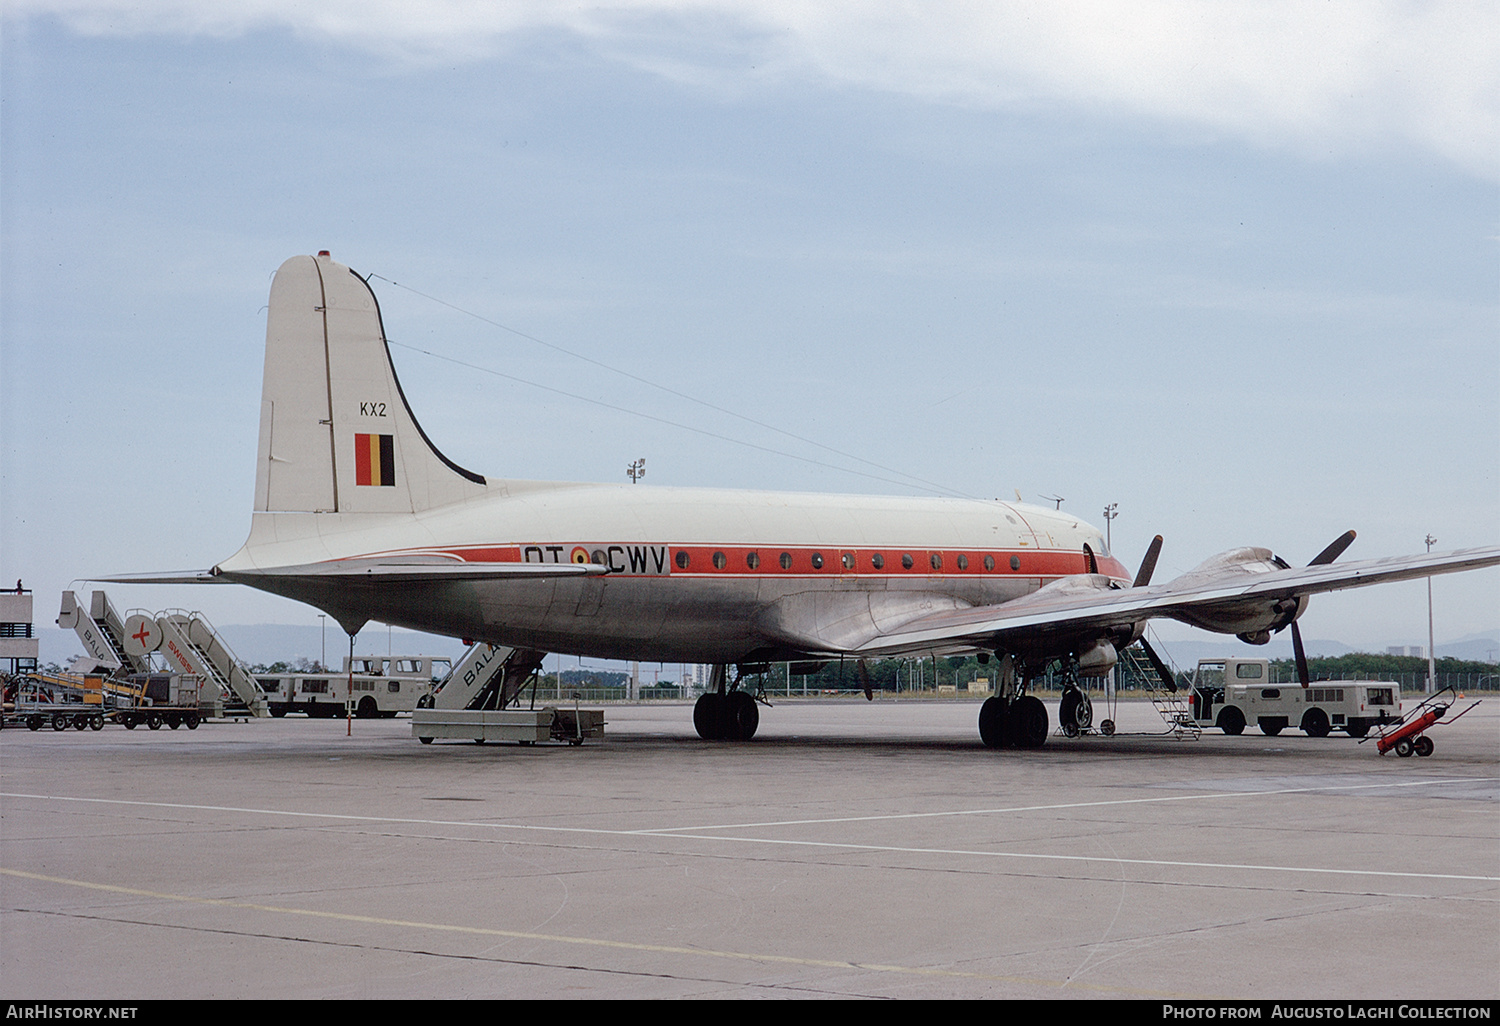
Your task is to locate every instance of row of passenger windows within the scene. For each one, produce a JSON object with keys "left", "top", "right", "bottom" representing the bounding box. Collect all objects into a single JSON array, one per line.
[{"left": 674, "top": 550, "right": 1026, "bottom": 572}]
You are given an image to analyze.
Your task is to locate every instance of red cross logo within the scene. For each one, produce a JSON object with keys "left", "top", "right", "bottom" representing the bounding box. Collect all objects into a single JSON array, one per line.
[{"left": 133, "top": 625, "right": 152, "bottom": 645}]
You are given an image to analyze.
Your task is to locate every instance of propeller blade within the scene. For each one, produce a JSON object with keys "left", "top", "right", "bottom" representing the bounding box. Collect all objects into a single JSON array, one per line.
[
  {"left": 1291, "top": 621, "right": 1311, "bottom": 688},
  {"left": 1138, "top": 637, "right": 1178, "bottom": 694},
  {"left": 1133, "top": 535, "right": 1163, "bottom": 588},
  {"left": 1308, "top": 530, "right": 1356, "bottom": 566}
]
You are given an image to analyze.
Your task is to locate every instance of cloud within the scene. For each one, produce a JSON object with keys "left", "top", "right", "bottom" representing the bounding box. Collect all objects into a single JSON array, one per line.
[{"left": 8, "top": 1, "right": 1497, "bottom": 176}]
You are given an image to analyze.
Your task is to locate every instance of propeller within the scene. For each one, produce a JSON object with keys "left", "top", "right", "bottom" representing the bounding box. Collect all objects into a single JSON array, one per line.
[
  {"left": 1129, "top": 536, "right": 1177, "bottom": 692},
  {"left": 1282, "top": 530, "right": 1356, "bottom": 689}
]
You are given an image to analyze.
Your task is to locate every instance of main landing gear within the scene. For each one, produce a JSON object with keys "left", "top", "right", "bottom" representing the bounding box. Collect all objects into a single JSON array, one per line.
[
  {"left": 977, "top": 654, "right": 1049, "bottom": 750},
  {"left": 694, "top": 664, "right": 763, "bottom": 741}
]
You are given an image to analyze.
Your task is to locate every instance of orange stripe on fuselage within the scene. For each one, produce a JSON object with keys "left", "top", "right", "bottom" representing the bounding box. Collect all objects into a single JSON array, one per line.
[{"left": 353, "top": 544, "right": 1130, "bottom": 582}]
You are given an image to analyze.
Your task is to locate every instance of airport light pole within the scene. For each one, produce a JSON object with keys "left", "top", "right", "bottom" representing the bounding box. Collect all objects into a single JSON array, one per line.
[
  {"left": 1103, "top": 503, "right": 1118, "bottom": 551},
  {"left": 319, "top": 615, "right": 326, "bottom": 671},
  {"left": 1425, "top": 534, "right": 1437, "bottom": 695}
]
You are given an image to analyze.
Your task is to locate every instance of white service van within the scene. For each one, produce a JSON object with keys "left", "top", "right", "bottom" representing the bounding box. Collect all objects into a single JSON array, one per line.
[
  {"left": 257, "top": 655, "right": 453, "bottom": 718},
  {"left": 1187, "top": 658, "right": 1402, "bottom": 738}
]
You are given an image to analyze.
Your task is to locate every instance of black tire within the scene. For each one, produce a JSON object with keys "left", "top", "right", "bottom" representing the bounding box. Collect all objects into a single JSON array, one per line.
[
  {"left": 978, "top": 696, "right": 1009, "bottom": 748},
  {"left": 1217, "top": 707, "right": 1245, "bottom": 736},
  {"left": 1345, "top": 722, "right": 1368, "bottom": 738},
  {"left": 357, "top": 696, "right": 379, "bottom": 719},
  {"left": 1011, "top": 695, "right": 1048, "bottom": 750},
  {"left": 167, "top": 715, "right": 181, "bottom": 729},
  {"left": 28, "top": 716, "right": 42, "bottom": 731},
  {"left": 726, "top": 691, "right": 759, "bottom": 741},
  {"left": 89, "top": 715, "right": 104, "bottom": 731},
  {"left": 52, "top": 713, "right": 69, "bottom": 731},
  {"left": 269, "top": 707, "right": 287, "bottom": 718},
  {"left": 418, "top": 735, "right": 433, "bottom": 744},
  {"left": 1100, "top": 719, "right": 1115, "bottom": 736},
  {"left": 121, "top": 715, "right": 137, "bottom": 730},
  {"left": 1260, "top": 720, "right": 1283, "bottom": 737},
  {"left": 147, "top": 712, "right": 163, "bottom": 730},
  {"left": 1413, "top": 735, "right": 1434, "bottom": 757},
  {"left": 1395, "top": 738, "right": 1414, "bottom": 757},
  {"left": 185, "top": 713, "right": 200, "bottom": 729},
  {"left": 1059, "top": 688, "right": 1092, "bottom": 733},
  {"left": 693, "top": 693, "right": 725, "bottom": 740},
  {"left": 1303, "top": 708, "right": 1330, "bottom": 738},
  {"left": 73, "top": 716, "right": 88, "bottom": 730}
]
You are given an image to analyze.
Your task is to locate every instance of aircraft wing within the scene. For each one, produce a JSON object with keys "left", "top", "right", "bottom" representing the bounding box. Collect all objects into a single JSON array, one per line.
[{"left": 851, "top": 545, "right": 1500, "bottom": 657}]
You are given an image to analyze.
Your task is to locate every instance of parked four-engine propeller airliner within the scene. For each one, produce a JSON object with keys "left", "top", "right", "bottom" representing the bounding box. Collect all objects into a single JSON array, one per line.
[{"left": 111, "top": 253, "right": 1500, "bottom": 748}]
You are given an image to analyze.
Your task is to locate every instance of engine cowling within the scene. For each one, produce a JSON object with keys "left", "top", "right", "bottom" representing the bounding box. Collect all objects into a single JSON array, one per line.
[{"left": 1163, "top": 547, "right": 1309, "bottom": 639}]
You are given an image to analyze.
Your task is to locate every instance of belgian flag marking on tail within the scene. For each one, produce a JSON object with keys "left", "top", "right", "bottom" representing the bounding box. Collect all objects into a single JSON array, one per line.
[{"left": 355, "top": 433, "right": 396, "bottom": 486}]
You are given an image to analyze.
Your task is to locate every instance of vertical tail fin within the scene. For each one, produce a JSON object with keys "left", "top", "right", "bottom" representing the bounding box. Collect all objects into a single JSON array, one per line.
[{"left": 253, "top": 252, "right": 487, "bottom": 515}]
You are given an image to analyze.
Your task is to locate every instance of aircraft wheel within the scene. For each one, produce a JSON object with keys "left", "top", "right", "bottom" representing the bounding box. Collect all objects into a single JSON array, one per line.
[
  {"left": 1011, "top": 695, "right": 1048, "bottom": 750},
  {"left": 52, "top": 713, "right": 69, "bottom": 731},
  {"left": 1059, "top": 688, "right": 1092, "bottom": 733},
  {"left": 1217, "top": 708, "right": 1245, "bottom": 736},
  {"left": 1413, "top": 735, "right": 1434, "bottom": 757},
  {"left": 1394, "top": 738, "right": 1414, "bottom": 757},
  {"left": 978, "top": 696, "right": 1009, "bottom": 749},
  {"left": 1303, "top": 709, "right": 1330, "bottom": 738},
  {"left": 726, "top": 691, "right": 759, "bottom": 741},
  {"left": 693, "top": 693, "right": 725, "bottom": 740}
]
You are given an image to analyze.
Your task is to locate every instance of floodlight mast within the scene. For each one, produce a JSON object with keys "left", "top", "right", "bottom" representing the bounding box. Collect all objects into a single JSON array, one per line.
[{"left": 1426, "top": 534, "right": 1437, "bottom": 695}]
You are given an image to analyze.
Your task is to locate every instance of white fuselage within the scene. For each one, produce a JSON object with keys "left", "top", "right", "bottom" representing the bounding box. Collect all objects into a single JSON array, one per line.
[{"left": 222, "top": 481, "right": 1130, "bottom": 663}]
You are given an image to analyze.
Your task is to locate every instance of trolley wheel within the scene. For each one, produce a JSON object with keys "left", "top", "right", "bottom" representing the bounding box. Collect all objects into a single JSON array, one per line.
[
  {"left": 90, "top": 715, "right": 104, "bottom": 731},
  {"left": 1394, "top": 738, "right": 1414, "bottom": 757},
  {"left": 73, "top": 715, "right": 89, "bottom": 730},
  {"left": 1413, "top": 735, "right": 1434, "bottom": 757},
  {"left": 1100, "top": 719, "right": 1115, "bottom": 736},
  {"left": 147, "top": 712, "right": 163, "bottom": 730},
  {"left": 122, "top": 714, "right": 138, "bottom": 729},
  {"left": 52, "top": 713, "right": 69, "bottom": 731}
]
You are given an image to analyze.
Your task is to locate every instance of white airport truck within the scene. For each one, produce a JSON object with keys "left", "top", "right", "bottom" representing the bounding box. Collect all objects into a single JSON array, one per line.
[
  {"left": 1188, "top": 657, "right": 1403, "bottom": 738},
  {"left": 256, "top": 655, "right": 453, "bottom": 718}
]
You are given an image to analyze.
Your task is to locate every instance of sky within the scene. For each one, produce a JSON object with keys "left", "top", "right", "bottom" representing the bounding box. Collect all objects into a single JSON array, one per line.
[{"left": 2, "top": 1, "right": 1497, "bottom": 664}]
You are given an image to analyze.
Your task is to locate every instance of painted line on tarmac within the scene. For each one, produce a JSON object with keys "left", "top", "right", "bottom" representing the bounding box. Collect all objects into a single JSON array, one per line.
[
  {"left": 5, "top": 787, "right": 1497, "bottom": 884},
  {"left": 0, "top": 866, "right": 1176, "bottom": 997},
  {"left": 633, "top": 775, "right": 1496, "bottom": 832}
]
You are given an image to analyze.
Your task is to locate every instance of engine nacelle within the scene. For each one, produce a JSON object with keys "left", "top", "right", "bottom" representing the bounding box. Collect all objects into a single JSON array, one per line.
[{"left": 1164, "top": 547, "right": 1309, "bottom": 639}]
